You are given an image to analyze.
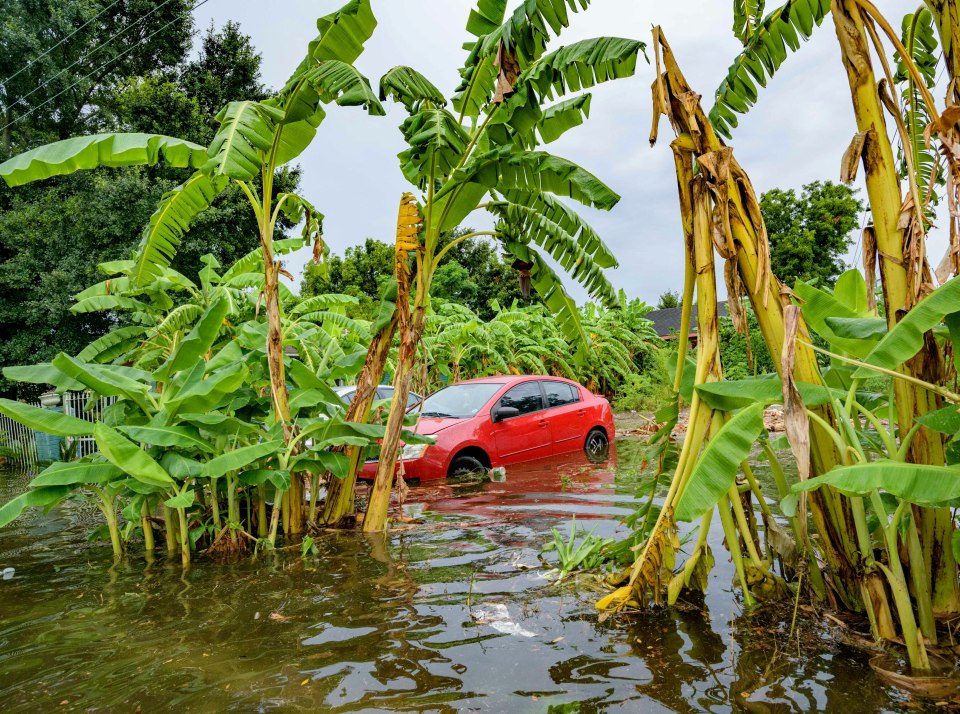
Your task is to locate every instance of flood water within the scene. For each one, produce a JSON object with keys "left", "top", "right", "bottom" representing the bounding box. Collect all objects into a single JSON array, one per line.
[{"left": 0, "top": 439, "right": 918, "bottom": 712}]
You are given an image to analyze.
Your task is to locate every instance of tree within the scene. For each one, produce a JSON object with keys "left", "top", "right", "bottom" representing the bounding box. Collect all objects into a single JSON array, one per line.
[
  {"left": 760, "top": 181, "right": 863, "bottom": 288},
  {"left": 656, "top": 290, "right": 681, "bottom": 309},
  {"left": 0, "top": 18, "right": 290, "bottom": 397},
  {"left": 0, "top": 0, "right": 193, "bottom": 152},
  {"left": 432, "top": 231, "right": 533, "bottom": 319},
  {"left": 302, "top": 238, "right": 395, "bottom": 318},
  {"left": 302, "top": 232, "right": 531, "bottom": 320}
]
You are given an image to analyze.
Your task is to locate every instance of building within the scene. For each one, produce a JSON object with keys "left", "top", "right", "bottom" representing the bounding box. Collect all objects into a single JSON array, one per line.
[{"left": 646, "top": 301, "right": 729, "bottom": 347}]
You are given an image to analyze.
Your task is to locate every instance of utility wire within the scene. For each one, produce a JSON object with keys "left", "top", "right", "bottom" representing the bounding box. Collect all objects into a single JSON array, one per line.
[
  {"left": 0, "top": 0, "right": 123, "bottom": 88},
  {"left": 0, "top": 0, "right": 212, "bottom": 136},
  {"left": 4, "top": 0, "right": 182, "bottom": 113}
]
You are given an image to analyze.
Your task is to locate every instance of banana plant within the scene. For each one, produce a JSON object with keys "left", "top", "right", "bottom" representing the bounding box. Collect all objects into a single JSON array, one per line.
[
  {"left": 358, "top": 0, "right": 645, "bottom": 532},
  {"left": 0, "top": 3, "right": 386, "bottom": 540},
  {"left": 0, "top": 294, "right": 404, "bottom": 563}
]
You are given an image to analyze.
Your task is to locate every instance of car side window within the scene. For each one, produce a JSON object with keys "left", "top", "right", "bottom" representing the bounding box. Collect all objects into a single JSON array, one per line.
[
  {"left": 406, "top": 393, "right": 421, "bottom": 408},
  {"left": 377, "top": 386, "right": 393, "bottom": 401},
  {"left": 499, "top": 382, "right": 545, "bottom": 416},
  {"left": 543, "top": 381, "right": 579, "bottom": 408}
]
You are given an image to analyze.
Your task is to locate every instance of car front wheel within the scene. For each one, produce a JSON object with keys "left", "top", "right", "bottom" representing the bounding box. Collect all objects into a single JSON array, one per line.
[
  {"left": 584, "top": 428, "right": 609, "bottom": 463},
  {"left": 448, "top": 455, "right": 487, "bottom": 477}
]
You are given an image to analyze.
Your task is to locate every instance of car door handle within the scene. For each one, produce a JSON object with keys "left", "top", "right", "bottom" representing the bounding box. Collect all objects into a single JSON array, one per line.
[
  {"left": 577, "top": 409, "right": 586, "bottom": 417},
  {"left": 538, "top": 420, "right": 548, "bottom": 428}
]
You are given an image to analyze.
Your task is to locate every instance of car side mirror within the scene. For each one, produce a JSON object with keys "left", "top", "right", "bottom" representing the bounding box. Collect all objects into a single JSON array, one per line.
[{"left": 493, "top": 406, "right": 520, "bottom": 422}]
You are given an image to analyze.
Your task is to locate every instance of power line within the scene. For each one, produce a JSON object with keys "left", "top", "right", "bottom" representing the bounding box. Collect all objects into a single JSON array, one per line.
[
  {"left": 0, "top": 0, "right": 123, "bottom": 88},
  {"left": 4, "top": 0, "right": 182, "bottom": 113},
  {"left": 0, "top": 0, "right": 212, "bottom": 136}
]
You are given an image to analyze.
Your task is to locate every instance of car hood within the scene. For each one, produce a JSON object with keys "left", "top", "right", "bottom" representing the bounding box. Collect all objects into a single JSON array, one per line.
[{"left": 412, "top": 416, "right": 468, "bottom": 436}]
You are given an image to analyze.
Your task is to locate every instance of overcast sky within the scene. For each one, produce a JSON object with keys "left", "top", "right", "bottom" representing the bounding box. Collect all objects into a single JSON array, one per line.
[{"left": 194, "top": 0, "right": 937, "bottom": 306}]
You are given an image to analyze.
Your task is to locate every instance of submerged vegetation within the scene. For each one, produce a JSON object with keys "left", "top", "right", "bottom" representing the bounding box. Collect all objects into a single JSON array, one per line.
[{"left": 0, "top": 0, "right": 957, "bottom": 694}]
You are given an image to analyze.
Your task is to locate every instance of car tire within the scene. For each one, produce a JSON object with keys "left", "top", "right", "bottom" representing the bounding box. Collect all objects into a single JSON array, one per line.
[
  {"left": 448, "top": 455, "right": 487, "bottom": 477},
  {"left": 584, "top": 428, "right": 609, "bottom": 463}
]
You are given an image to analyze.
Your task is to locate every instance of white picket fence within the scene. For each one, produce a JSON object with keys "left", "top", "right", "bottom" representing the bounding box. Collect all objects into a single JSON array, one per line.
[
  {"left": 0, "top": 398, "right": 40, "bottom": 470},
  {"left": 0, "top": 391, "right": 114, "bottom": 469},
  {"left": 63, "top": 391, "right": 116, "bottom": 459}
]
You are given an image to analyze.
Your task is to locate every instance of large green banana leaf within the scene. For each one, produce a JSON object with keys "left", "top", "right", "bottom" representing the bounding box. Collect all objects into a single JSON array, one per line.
[
  {"left": 792, "top": 461, "right": 960, "bottom": 507},
  {"left": 454, "top": 0, "right": 594, "bottom": 119},
  {"left": 0, "top": 487, "right": 72, "bottom": 529},
  {"left": 0, "top": 133, "right": 206, "bottom": 187},
  {"left": 442, "top": 147, "right": 619, "bottom": 210},
  {"left": 0, "top": 398, "right": 94, "bottom": 436},
  {"left": 133, "top": 172, "right": 229, "bottom": 286},
  {"left": 308, "top": 0, "right": 377, "bottom": 64},
  {"left": 94, "top": 423, "right": 175, "bottom": 488},
  {"left": 154, "top": 298, "right": 228, "bottom": 380},
  {"left": 29, "top": 462, "right": 123, "bottom": 487},
  {"left": 117, "top": 425, "right": 214, "bottom": 454},
  {"left": 202, "top": 101, "right": 285, "bottom": 180},
  {"left": 676, "top": 403, "right": 766, "bottom": 522},
  {"left": 201, "top": 441, "right": 283, "bottom": 479},
  {"left": 2, "top": 363, "right": 86, "bottom": 392},
  {"left": 710, "top": 0, "right": 832, "bottom": 137},
  {"left": 398, "top": 106, "right": 471, "bottom": 187},
  {"left": 502, "top": 190, "right": 615, "bottom": 266},
  {"left": 379, "top": 66, "right": 446, "bottom": 111},
  {"left": 52, "top": 354, "right": 151, "bottom": 409},
  {"left": 855, "top": 276, "right": 960, "bottom": 377},
  {"left": 502, "top": 240, "right": 591, "bottom": 363}
]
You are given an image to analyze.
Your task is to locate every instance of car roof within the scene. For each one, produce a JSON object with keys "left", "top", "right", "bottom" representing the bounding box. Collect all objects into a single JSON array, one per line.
[{"left": 448, "top": 375, "right": 576, "bottom": 387}]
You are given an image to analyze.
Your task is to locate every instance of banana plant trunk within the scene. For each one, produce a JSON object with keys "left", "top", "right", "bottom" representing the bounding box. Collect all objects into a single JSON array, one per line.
[
  {"left": 363, "top": 285, "right": 427, "bottom": 533},
  {"left": 262, "top": 223, "right": 304, "bottom": 536},
  {"left": 650, "top": 29, "right": 865, "bottom": 609},
  {"left": 831, "top": 0, "right": 960, "bottom": 615},
  {"left": 319, "top": 314, "right": 399, "bottom": 526}
]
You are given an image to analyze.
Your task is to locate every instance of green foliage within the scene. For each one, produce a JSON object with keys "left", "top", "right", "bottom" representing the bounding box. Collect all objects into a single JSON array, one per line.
[
  {"left": 542, "top": 516, "right": 615, "bottom": 581},
  {"left": 303, "top": 233, "right": 532, "bottom": 321},
  {"left": 710, "top": 0, "right": 832, "bottom": 138},
  {"left": 718, "top": 307, "right": 776, "bottom": 379},
  {"left": 761, "top": 181, "right": 864, "bottom": 289},
  {"left": 416, "top": 291, "right": 661, "bottom": 401},
  {"left": 894, "top": 8, "right": 943, "bottom": 212},
  {"left": 674, "top": 403, "right": 766, "bottom": 522},
  {"left": 0, "top": 21, "right": 292, "bottom": 397},
  {"left": 656, "top": 290, "right": 681, "bottom": 310},
  {"left": 0, "top": 260, "right": 389, "bottom": 558}
]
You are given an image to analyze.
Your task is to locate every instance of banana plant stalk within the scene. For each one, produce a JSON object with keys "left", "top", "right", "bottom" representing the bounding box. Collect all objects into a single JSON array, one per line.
[
  {"left": 831, "top": 0, "right": 959, "bottom": 617},
  {"left": 320, "top": 203, "right": 409, "bottom": 527}
]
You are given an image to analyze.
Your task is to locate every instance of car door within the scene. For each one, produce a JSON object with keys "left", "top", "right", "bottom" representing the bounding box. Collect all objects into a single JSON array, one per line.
[
  {"left": 541, "top": 380, "right": 584, "bottom": 454},
  {"left": 491, "top": 381, "right": 552, "bottom": 463}
]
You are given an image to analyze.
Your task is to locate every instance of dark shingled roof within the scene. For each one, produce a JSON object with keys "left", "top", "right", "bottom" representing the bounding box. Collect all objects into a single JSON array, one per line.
[{"left": 647, "top": 302, "right": 729, "bottom": 338}]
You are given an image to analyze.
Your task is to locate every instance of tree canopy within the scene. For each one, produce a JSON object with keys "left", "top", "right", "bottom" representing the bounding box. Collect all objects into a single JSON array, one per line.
[
  {"left": 303, "top": 231, "right": 533, "bottom": 321},
  {"left": 761, "top": 180, "right": 864, "bottom": 288},
  {"left": 0, "top": 12, "right": 293, "bottom": 396}
]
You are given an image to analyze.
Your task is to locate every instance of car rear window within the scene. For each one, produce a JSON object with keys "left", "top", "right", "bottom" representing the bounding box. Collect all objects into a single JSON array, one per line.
[
  {"left": 543, "top": 381, "right": 579, "bottom": 407},
  {"left": 500, "top": 382, "right": 545, "bottom": 415}
]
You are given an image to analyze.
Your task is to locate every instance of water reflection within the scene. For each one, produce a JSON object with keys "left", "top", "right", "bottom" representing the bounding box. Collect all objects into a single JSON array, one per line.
[{"left": 0, "top": 442, "right": 909, "bottom": 713}]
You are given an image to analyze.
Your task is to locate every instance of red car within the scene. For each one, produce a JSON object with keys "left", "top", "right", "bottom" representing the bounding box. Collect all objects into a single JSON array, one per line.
[{"left": 359, "top": 375, "right": 615, "bottom": 481}]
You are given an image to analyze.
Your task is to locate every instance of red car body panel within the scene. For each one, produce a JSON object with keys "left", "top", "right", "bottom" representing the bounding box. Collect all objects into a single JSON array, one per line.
[{"left": 359, "top": 375, "right": 615, "bottom": 481}]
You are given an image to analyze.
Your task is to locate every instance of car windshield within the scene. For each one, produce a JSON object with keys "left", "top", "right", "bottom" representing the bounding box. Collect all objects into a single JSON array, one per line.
[{"left": 418, "top": 383, "right": 503, "bottom": 419}]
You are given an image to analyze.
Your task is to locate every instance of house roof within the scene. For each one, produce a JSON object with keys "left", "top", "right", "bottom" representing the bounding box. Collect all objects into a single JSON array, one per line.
[{"left": 647, "top": 301, "right": 729, "bottom": 338}]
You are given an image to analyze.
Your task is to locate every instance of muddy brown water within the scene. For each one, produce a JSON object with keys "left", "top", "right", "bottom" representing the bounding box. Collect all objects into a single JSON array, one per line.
[{"left": 0, "top": 440, "right": 915, "bottom": 712}]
